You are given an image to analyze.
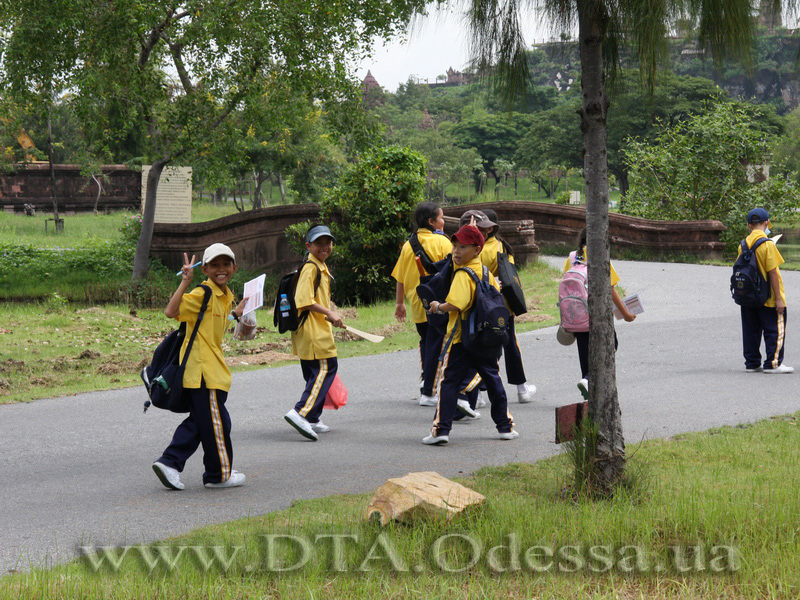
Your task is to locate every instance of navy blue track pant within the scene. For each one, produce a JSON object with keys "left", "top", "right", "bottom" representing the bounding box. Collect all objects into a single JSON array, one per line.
[
  {"left": 432, "top": 343, "right": 514, "bottom": 437},
  {"left": 158, "top": 382, "right": 233, "bottom": 485},
  {"left": 294, "top": 357, "right": 338, "bottom": 424},
  {"left": 741, "top": 306, "right": 787, "bottom": 370},
  {"left": 575, "top": 330, "right": 619, "bottom": 380},
  {"left": 417, "top": 322, "right": 444, "bottom": 397}
]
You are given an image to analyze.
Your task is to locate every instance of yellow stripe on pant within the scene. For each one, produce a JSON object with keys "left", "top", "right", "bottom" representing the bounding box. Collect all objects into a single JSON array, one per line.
[
  {"left": 300, "top": 359, "right": 329, "bottom": 417},
  {"left": 209, "top": 389, "right": 231, "bottom": 481}
]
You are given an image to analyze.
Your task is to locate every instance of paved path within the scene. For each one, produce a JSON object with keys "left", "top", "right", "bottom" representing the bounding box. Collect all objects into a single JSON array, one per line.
[{"left": 2, "top": 259, "right": 799, "bottom": 574}]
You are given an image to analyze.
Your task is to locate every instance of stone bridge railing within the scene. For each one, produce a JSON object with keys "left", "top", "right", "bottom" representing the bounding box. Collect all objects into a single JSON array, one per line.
[{"left": 150, "top": 201, "right": 725, "bottom": 274}]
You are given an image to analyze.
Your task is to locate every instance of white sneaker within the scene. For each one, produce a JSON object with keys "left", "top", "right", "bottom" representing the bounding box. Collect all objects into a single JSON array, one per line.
[
  {"left": 422, "top": 433, "right": 449, "bottom": 445},
  {"left": 517, "top": 383, "right": 537, "bottom": 403},
  {"left": 309, "top": 421, "right": 330, "bottom": 433},
  {"left": 498, "top": 430, "right": 520, "bottom": 440},
  {"left": 284, "top": 409, "right": 319, "bottom": 440},
  {"left": 764, "top": 364, "right": 795, "bottom": 374},
  {"left": 152, "top": 461, "right": 184, "bottom": 490},
  {"left": 456, "top": 399, "right": 479, "bottom": 418},
  {"left": 476, "top": 391, "right": 488, "bottom": 408},
  {"left": 419, "top": 394, "right": 438, "bottom": 407},
  {"left": 745, "top": 367, "right": 763, "bottom": 373},
  {"left": 578, "top": 379, "right": 589, "bottom": 400},
  {"left": 205, "top": 470, "right": 246, "bottom": 489}
]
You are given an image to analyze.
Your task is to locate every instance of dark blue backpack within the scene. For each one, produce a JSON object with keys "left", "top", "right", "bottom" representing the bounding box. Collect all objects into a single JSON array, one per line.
[
  {"left": 416, "top": 255, "right": 454, "bottom": 333},
  {"left": 460, "top": 266, "right": 510, "bottom": 359},
  {"left": 141, "top": 284, "right": 212, "bottom": 413},
  {"left": 730, "top": 237, "right": 772, "bottom": 308}
]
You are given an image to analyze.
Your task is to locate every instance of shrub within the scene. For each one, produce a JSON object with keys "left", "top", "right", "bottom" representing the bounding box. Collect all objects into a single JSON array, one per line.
[
  {"left": 287, "top": 146, "right": 426, "bottom": 304},
  {"left": 555, "top": 191, "right": 571, "bottom": 205}
]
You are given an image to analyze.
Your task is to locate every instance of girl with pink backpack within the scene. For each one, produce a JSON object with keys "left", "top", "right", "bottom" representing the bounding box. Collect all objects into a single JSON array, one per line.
[{"left": 559, "top": 228, "right": 636, "bottom": 399}]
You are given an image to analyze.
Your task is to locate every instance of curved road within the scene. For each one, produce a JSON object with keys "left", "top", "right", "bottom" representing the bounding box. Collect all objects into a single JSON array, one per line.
[{"left": 2, "top": 258, "right": 798, "bottom": 573}]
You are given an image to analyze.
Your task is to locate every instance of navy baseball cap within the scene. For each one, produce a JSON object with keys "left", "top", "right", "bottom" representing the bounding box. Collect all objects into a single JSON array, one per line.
[
  {"left": 746, "top": 208, "right": 770, "bottom": 224},
  {"left": 306, "top": 225, "right": 335, "bottom": 243}
]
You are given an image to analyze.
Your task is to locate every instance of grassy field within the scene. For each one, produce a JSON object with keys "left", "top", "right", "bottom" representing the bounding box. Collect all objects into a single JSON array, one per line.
[
  {"left": 2, "top": 412, "right": 798, "bottom": 598},
  {"left": 0, "top": 259, "right": 562, "bottom": 405}
]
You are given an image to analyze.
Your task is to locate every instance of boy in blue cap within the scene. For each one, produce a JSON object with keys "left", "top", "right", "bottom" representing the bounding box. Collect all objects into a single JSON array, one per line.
[
  {"left": 738, "top": 208, "right": 793, "bottom": 374},
  {"left": 284, "top": 224, "right": 345, "bottom": 440}
]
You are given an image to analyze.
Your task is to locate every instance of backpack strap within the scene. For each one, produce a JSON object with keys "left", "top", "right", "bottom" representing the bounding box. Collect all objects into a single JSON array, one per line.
[
  {"left": 179, "top": 284, "right": 212, "bottom": 371},
  {"left": 296, "top": 261, "right": 322, "bottom": 329},
  {"left": 749, "top": 237, "right": 772, "bottom": 251},
  {"left": 409, "top": 232, "right": 436, "bottom": 274}
]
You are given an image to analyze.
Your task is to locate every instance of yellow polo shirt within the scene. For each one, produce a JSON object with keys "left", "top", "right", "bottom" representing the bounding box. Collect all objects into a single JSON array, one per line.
[
  {"left": 444, "top": 256, "right": 499, "bottom": 345},
  {"left": 177, "top": 279, "right": 234, "bottom": 391},
  {"left": 391, "top": 229, "right": 453, "bottom": 323},
  {"left": 562, "top": 247, "right": 620, "bottom": 287},
  {"left": 291, "top": 255, "right": 337, "bottom": 360},
  {"left": 738, "top": 230, "right": 786, "bottom": 307},
  {"left": 480, "top": 236, "right": 514, "bottom": 276}
]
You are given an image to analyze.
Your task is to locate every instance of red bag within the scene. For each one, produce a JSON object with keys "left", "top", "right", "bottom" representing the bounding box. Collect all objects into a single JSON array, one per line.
[{"left": 324, "top": 374, "right": 348, "bottom": 410}]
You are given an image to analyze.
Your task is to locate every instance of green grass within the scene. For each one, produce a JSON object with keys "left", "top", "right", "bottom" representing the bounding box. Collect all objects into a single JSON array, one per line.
[
  {"left": 0, "top": 259, "right": 561, "bottom": 404},
  {"left": 3, "top": 413, "right": 798, "bottom": 598}
]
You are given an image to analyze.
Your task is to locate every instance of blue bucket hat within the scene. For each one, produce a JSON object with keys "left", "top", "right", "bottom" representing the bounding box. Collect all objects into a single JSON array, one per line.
[
  {"left": 746, "top": 208, "right": 770, "bottom": 224},
  {"left": 306, "top": 225, "right": 335, "bottom": 243}
]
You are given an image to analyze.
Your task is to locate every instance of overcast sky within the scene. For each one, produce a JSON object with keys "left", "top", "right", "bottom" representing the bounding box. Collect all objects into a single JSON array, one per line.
[{"left": 355, "top": 8, "right": 557, "bottom": 93}]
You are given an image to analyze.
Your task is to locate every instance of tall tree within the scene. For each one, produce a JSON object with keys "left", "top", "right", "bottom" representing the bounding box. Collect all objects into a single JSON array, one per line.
[
  {"left": 463, "top": 0, "right": 773, "bottom": 492},
  {"left": 1, "top": 0, "right": 424, "bottom": 279}
]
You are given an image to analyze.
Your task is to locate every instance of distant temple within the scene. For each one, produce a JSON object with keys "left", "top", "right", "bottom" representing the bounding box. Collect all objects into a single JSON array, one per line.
[
  {"left": 362, "top": 70, "right": 385, "bottom": 107},
  {"left": 408, "top": 67, "right": 475, "bottom": 88}
]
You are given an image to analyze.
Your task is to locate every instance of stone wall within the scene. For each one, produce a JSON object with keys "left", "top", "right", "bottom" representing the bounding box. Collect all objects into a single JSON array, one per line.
[
  {"left": 444, "top": 201, "right": 725, "bottom": 259},
  {"left": 0, "top": 164, "right": 141, "bottom": 213},
  {"left": 151, "top": 204, "right": 322, "bottom": 273},
  {"left": 151, "top": 201, "right": 724, "bottom": 275}
]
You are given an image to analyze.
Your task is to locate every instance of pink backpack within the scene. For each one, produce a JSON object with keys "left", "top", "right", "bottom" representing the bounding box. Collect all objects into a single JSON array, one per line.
[{"left": 558, "top": 251, "right": 589, "bottom": 332}]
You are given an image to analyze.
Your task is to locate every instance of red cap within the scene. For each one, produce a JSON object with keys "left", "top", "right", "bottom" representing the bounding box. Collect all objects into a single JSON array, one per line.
[{"left": 451, "top": 225, "right": 484, "bottom": 250}]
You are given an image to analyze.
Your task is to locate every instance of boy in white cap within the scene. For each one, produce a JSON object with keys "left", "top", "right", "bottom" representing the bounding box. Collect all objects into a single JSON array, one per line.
[
  {"left": 738, "top": 208, "right": 793, "bottom": 374},
  {"left": 152, "top": 243, "right": 249, "bottom": 490}
]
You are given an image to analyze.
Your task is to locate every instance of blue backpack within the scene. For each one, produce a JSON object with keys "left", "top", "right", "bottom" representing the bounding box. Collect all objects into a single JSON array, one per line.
[
  {"left": 459, "top": 266, "right": 510, "bottom": 359},
  {"left": 730, "top": 237, "right": 772, "bottom": 308},
  {"left": 416, "top": 255, "right": 454, "bottom": 334}
]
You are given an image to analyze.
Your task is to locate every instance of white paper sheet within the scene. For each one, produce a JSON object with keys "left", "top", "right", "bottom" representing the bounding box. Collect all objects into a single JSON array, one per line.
[
  {"left": 242, "top": 274, "right": 266, "bottom": 315},
  {"left": 613, "top": 293, "right": 644, "bottom": 320}
]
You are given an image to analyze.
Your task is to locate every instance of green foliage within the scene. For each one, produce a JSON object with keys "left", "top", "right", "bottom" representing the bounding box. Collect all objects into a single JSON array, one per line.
[
  {"left": 314, "top": 145, "right": 426, "bottom": 304},
  {"left": 118, "top": 214, "right": 143, "bottom": 246},
  {"left": 555, "top": 191, "right": 571, "bottom": 205},
  {"left": 624, "top": 101, "right": 800, "bottom": 250}
]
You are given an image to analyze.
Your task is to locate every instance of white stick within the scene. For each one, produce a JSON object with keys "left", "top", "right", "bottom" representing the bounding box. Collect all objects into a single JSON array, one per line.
[{"left": 344, "top": 325, "right": 384, "bottom": 343}]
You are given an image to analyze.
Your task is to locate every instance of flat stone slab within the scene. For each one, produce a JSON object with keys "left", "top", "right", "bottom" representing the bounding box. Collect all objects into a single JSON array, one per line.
[{"left": 366, "top": 471, "right": 485, "bottom": 525}]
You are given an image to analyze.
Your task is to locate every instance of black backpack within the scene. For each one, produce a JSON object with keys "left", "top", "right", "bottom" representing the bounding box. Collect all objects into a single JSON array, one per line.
[
  {"left": 416, "top": 255, "right": 454, "bottom": 333},
  {"left": 273, "top": 260, "right": 321, "bottom": 333},
  {"left": 460, "top": 266, "right": 510, "bottom": 359},
  {"left": 141, "top": 284, "right": 211, "bottom": 414},
  {"left": 409, "top": 232, "right": 437, "bottom": 275},
  {"left": 731, "top": 237, "right": 772, "bottom": 308},
  {"left": 495, "top": 246, "right": 527, "bottom": 316}
]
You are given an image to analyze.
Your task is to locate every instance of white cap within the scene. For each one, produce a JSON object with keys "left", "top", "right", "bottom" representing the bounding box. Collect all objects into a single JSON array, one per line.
[{"left": 202, "top": 243, "right": 236, "bottom": 265}]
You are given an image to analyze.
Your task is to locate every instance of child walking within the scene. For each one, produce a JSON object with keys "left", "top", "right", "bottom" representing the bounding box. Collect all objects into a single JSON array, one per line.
[
  {"left": 152, "top": 243, "right": 248, "bottom": 490},
  {"left": 423, "top": 225, "right": 518, "bottom": 445},
  {"left": 563, "top": 228, "right": 636, "bottom": 399},
  {"left": 737, "top": 208, "right": 792, "bottom": 373},
  {"left": 392, "top": 202, "right": 452, "bottom": 406},
  {"left": 284, "top": 225, "right": 345, "bottom": 441}
]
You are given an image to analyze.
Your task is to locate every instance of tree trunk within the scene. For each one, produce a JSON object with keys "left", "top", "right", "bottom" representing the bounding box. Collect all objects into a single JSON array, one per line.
[
  {"left": 577, "top": 0, "right": 625, "bottom": 493},
  {"left": 252, "top": 171, "right": 264, "bottom": 210},
  {"left": 132, "top": 158, "right": 168, "bottom": 281},
  {"left": 46, "top": 111, "right": 60, "bottom": 225},
  {"left": 277, "top": 171, "right": 286, "bottom": 204}
]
